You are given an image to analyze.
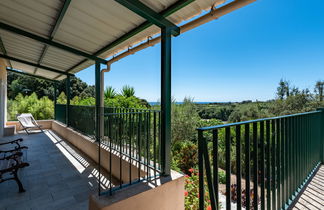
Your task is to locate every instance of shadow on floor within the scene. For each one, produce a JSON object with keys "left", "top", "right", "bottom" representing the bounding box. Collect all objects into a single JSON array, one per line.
[
  {"left": 0, "top": 130, "right": 116, "bottom": 210},
  {"left": 292, "top": 165, "right": 324, "bottom": 210}
]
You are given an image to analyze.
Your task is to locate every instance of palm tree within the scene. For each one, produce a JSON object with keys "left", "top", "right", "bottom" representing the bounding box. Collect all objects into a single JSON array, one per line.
[
  {"left": 121, "top": 85, "right": 135, "bottom": 97},
  {"left": 104, "top": 86, "right": 117, "bottom": 99}
]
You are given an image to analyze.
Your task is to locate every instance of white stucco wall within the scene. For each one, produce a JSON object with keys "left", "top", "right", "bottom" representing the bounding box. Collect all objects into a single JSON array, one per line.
[{"left": 0, "top": 59, "right": 7, "bottom": 137}]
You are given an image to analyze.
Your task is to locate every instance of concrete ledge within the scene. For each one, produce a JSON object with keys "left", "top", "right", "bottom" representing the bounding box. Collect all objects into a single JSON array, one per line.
[
  {"left": 89, "top": 170, "right": 184, "bottom": 210},
  {"left": 6, "top": 120, "right": 52, "bottom": 132}
]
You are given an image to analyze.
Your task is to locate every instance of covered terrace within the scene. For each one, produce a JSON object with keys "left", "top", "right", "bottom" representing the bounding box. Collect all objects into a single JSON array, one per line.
[{"left": 0, "top": 0, "right": 256, "bottom": 210}]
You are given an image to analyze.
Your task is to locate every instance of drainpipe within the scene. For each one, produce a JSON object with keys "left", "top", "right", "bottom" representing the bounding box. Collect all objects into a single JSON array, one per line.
[{"left": 100, "top": 64, "right": 111, "bottom": 138}]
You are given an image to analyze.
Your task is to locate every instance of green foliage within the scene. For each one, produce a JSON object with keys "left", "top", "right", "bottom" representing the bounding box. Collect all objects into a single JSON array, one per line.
[
  {"left": 171, "top": 141, "right": 198, "bottom": 174},
  {"left": 57, "top": 92, "right": 67, "bottom": 104},
  {"left": 315, "top": 80, "right": 324, "bottom": 102},
  {"left": 228, "top": 103, "right": 270, "bottom": 122},
  {"left": 184, "top": 168, "right": 214, "bottom": 210},
  {"left": 104, "top": 86, "right": 117, "bottom": 99},
  {"left": 218, "top": 170, "right": 226, "bottom": 184},
  {"left": 171, "top": 97, "right": 200, "bottom": 143},
  {"left": 121, "top": 85, "right": 135, "bottom": 97},
  {"left": 7, "top": 93, "right": 54, "bottom": 120},
  {"left": 198, "top": 105, "right": 233, "bottom": 121},
  {"left": 7, "top": 72, "right": 94, "bottom": 100},
  {"left": 105, "top": 95, "right": 147, "bottom": 109}
]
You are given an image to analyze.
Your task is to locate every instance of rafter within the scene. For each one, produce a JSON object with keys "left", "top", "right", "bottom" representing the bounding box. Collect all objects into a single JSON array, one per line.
[{"left": 34, "top": 0, "right": 72, "bottom": 74}]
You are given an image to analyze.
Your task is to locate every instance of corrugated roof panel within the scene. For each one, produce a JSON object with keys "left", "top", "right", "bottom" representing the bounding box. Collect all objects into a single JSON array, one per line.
[
  {"left": 53, "top": 0, "right": 146, "bottom": 54},
  {"left": 41, "top": 47, "right": 84, "bottom": 70},
  {"left": 0, "top": 0, "right": 62, "bottom": 37},
  {"left": 35, "top": 69, "right": 60, "bottom": 79},
  {"left": 10, "top": 61, "right": 37, "bottom": 75}
]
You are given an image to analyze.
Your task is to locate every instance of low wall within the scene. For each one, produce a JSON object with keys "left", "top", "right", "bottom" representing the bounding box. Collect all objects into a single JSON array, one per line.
[
  {"left": 51, "top": 121, "right": 145, "bottom": 182},
  {"left": 6, "top": 120, "right": 53, "bottom": 132},
  {"left": 89, "top": 170, "right": 184, "bottom": 210}
]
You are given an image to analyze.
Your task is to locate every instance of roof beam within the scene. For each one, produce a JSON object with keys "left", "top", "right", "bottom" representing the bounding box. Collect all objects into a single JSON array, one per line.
[
  {"left": 64, "top": 0, "right": 193, "bottom": 73},
  {"left": 115, "top": 0, "right": 180, "bottom": 36},
  {"left": 34, "top": 0, "right": 72, "bottom": 74},
  {"left": 7, "top": 67, "right": 58, "bottom": 82},
  {"left": 0, "top": 54, "right": 74, "bottom": 76},
  {"left": 0, "top": 22, "right": 106, "bottom": 63}
]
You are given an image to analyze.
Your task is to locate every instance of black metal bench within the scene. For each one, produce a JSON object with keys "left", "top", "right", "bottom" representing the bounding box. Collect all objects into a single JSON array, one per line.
[{"left": 0, "top": 138, "right": 29, "bottom": 192}]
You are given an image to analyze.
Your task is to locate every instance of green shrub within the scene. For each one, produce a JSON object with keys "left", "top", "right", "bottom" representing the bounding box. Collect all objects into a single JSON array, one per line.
[
  {"left": 172, "top": 141, "right": 198, "bottom": 174},
  {"left": 218, "top": 170, "right": 226, "bottom": 184},
  {"left": 8, "top": 93, "right": 54, "bottom": 120}
]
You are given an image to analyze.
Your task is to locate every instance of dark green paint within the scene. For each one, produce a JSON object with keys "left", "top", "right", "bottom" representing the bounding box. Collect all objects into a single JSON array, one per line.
[
  {"left": 115, "top": 0, "right": 180, "bottom": 36},
  {"left": 160, "top": 27, "right": 172, "bottom": 176},
  {"left": 197, "top": 110, "right": 324, "bottom": 210},
  {"left": 66, "top": 75, "right": 70, "bottom": 126}
]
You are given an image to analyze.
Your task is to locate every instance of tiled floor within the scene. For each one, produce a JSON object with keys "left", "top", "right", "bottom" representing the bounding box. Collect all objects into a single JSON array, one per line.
[
  {"left": 292, "top": 165, "right": 324, "bottom": 210},
  {"left": 0, "top": 130, "right": 113, "bottom": 210}
]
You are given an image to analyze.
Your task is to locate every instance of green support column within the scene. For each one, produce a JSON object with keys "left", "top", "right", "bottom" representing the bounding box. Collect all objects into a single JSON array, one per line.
[
  {"left": 54, "top": 82, "right": 57, "bottom": 120},
  {"left": 161, "top": 27, "right": 172, "bottom": 176},
  {"left": 95, "top": 61, "right": 101, "bottom": 195},
  {"left": 66, "top": 75, "right": 70, "bottom": 126},
  {"left": 95, "top": 61, "right": 101, "bottom": 142}
]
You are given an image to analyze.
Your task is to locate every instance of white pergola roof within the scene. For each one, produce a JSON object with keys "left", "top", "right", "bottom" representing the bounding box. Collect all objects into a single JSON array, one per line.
[{"left": 0, "top": 0, "right": 229, "bottom": 80}]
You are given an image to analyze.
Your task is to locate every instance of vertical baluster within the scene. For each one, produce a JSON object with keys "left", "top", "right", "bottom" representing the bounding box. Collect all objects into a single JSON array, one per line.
[
  {"left": 213, "top": 129, "right": 219, "bottom": 208},
  {"left": 198, "top": 130, "right": 205, "bottom": 210},
  {"left": 260, "top": 121, "right": 265, "bottom": 210},
  {"left": 236, "top": 126, "right": 242, "bottom": 210},
  {"left": 138, "top": 113, "right": 141, "bottom": 180},
  {"left": 225, "top": 127, "right": 231, "bottom": 210},
  {"left": 271, "top": 120, "right": 276, "bottom": 210},
  {"left": 280, "top": 118, "right": 285, "bottom": 209},
  {"left": 285, "top": 117, "right": 289, "bottom": 205},
  {"left": 119, "top": 114, "right": 122, "bottom": 188},
  {"left": 253, "top": 122, "right": 258, "bottom": 209},
  {"left": 276, "top": 118, "right": 281, "bottom": 209},
  {"left": 109, "top": 114, "right": 113, "bottom": 195},
  {"left": 266, "top": 121, "right": 271, "bottom": 210},
  {"left": 245, "top": 124, "right": 250, "bottom": 210},
  {"left": 129, "top": 112, "right": 132, "bottom": 184},
  {"left": 153, "top": 112, "right": 157, "bottom": 178},
  {"left": 147, "top": 111, "right": 150, "bottom": 179}
]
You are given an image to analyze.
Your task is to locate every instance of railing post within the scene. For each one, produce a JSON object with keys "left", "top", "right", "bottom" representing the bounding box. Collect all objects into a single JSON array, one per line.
[
  {"left": 317, "top": 108, "right": 324, "bottom": 163},
  {"left": 95, "top": 61, "right": 102, "bottom": 195},
  {"left": 160, "top": 27, "right": 172, "bottom": 176},
  {"left": 66, "top": 74, "right": 70, "bottom": 126},
  {"left": 198, "top": 130, "right": 204, "bottom": 210},
  {"left": 54, "top": 82, "right": 57, "bottom": 120}
]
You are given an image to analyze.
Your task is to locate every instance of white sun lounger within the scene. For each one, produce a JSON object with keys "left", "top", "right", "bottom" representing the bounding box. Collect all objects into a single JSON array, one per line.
[{"left": 17, "top": 113, "right": 43, "bottom": 135}]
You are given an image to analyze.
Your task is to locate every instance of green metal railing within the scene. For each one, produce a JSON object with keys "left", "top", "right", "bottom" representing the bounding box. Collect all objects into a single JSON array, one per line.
[
  {"left": 100, "top": 108, "right": 161, "bottom": 195},
  {"left": 54, "top": 104, "right": 162, "bottom": 194},
  {"left": 68, "top": 105, "right": 95, "bottom": 136},
  {"left": 197, "top": 110, "right": 323, "bottom": 210},
  {"left": 55, "top": 104, "right": 66, "bottom": 124}
]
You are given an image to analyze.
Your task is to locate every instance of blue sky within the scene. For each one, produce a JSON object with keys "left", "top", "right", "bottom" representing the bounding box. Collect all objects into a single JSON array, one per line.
[{"left": 76, "top": 0, "right": 324, "bottom": 102}]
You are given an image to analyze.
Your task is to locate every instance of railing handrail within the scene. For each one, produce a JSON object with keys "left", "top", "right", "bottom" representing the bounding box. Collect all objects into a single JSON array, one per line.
[
  {"left": 104, "top": 110, "right": 161, "bottom": 116},
  {"left": 197, "top": 110, "right": 321, "bottom": 131}
]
